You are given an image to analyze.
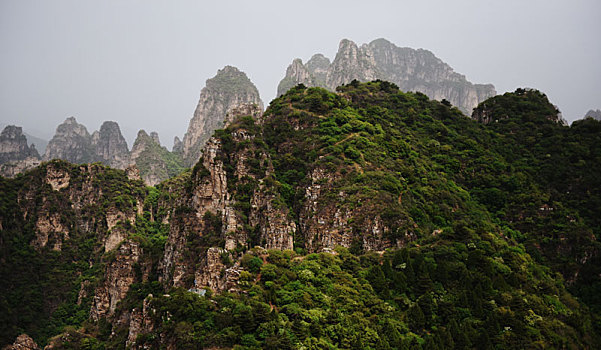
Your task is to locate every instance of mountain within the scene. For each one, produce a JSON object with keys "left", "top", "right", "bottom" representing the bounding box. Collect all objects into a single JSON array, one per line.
[
  {"left": 1, "top": 82, "right": 600, "bottom": 348},
  {"left": 277, "top": 38, "right": 496, "bottom": 115},
  {"left": 584, "top": 109, "right": 601, "bottom": 121},
  {"left": 0, "top": 125, "right": 40, "bottom": 163},
  {"left": 91, "top": 121, "right": 130, "bottom": 169},
  {"left": 44, "top": 117, "right": 95, "bottom": 164},
  {"left": 0, "top": 125, "right": 42, "bottom": 177},
  {"left": 182, "top": 66, "right": 263, "bottom": 166},
  {"left": 129, "top": 130, "right": 185, "bottom": 186},
  {"left": 44, "top": 118, "right": 131, "bottom": 170},
  {"left": 0, "top": 123, "right": 47, "bottom": 154}
]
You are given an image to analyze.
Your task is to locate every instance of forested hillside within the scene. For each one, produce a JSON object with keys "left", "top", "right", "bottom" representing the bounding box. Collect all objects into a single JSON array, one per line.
[{"left": 1, "top": 81, "right": 600, "bottom": 349}]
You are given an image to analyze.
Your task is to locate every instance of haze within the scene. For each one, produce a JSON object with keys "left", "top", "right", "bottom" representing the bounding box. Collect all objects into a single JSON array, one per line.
[{"left": 1, "top": 0, "right": 599, "bottom": 148}]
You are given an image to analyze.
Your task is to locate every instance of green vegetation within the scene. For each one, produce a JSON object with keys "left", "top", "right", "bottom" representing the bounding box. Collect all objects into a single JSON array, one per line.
[{"left": 1, "top": 81, "right": 601, "bottom": 348}]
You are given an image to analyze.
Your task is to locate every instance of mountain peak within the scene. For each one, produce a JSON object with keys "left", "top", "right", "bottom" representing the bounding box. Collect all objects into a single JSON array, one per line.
[
  {"left": 277, "top": 38, "right": 496, "bottom": 114},
  {"left": 182, "top": 66, "right": 263, "bottom": 166}
]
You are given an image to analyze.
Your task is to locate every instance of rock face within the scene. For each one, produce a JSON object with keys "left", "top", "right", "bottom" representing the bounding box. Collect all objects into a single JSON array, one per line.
[
  {"left": 90, "top": 241, "right": 145, "bottom": 321},
  {"left": 44, "top": 118, "right": 130, "bottom": 169},
  {"left": 182, "top": 66, "right": 263, "bottom": 166},
  {"left": 277, "top": 38, "right": 496, "bottom": 115},
  {"left": 129, "top": 130, "right": 184, "bottom": 186},
  {"left": 91, "top": 121, "right": 130, "bottom": 169},
  {"left": 585, "top": 109, "right": 601, "bottom": 121}
]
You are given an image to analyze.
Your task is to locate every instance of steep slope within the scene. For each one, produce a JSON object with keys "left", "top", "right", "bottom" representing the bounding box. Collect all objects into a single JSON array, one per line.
[
  {"left": 0, "top": 160, "right": 151, "bottom": 345},
  {"left": 277, "top": 38, "right": 496, "bottom": 115},
  {"left": 182, "top": 66, "right": 263, "bottom": 166},
  {"left": 129, "top": 130, "right": 185, "bottom": 186},
  {"left": 1, "top": 82, "right": 600, "bottom": 348}
]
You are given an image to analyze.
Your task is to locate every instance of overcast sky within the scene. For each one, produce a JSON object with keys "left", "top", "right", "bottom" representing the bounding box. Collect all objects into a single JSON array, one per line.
[{"left": 1, "top": 0, "right": 599, "bottom": 148}]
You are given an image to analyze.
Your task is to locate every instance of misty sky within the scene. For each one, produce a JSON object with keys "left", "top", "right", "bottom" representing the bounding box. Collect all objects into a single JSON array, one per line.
[{"left": 1, "top": 0, "right": 600, "bottom": 149}]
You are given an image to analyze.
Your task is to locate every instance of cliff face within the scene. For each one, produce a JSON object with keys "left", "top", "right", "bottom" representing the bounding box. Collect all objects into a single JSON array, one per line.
[
  {"left": 129, "top": 130, "right": 184, "bottom": 186},
  {"left": 277, "top": 38, "right": 496, "bottom": 115},
  {"left": 182, "top": 66, "right": 263, "bottom": 166},
  {"left": 0, "top": 160, "right": 148, "bottom": 345}
]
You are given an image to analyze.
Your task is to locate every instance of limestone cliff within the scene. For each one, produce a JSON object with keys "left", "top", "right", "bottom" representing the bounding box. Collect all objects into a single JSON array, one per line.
[
  {"left": 182, "top": 66, "right": 263, "bottom": 166},
  {"left": 277, "top": 38, "right": 496, "bottom": 115}
]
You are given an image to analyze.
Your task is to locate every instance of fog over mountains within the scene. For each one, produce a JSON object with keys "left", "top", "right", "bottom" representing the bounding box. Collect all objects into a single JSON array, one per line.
[{"left": 1, "top": 1, "right": 599, "bottom": 146}]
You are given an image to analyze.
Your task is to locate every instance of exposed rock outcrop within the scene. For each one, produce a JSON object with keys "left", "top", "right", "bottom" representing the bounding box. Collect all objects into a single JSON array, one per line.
[
  {"left": 90, "top": 241, "right": 144, "bottom": 321},
  {"left": 2, "top": 334, "right": 40, "bottom": 350},
  {"left": 277, "top": 38, "right": 496, "bottom": 115},
  {"left": 182, "top": 66, "right": 263, "bottom": 166}
]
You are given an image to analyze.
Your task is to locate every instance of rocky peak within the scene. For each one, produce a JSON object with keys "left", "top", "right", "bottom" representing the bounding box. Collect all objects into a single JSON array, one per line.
[
  {"left": 91, "top": 121, "right": 130, "bottom": 169},
  {"left": 182, "top": 66, "right": 263, "bottom": 166},
  {"left": 306, "top": 54, "right": 330, "bottom": 85},
  {"left": 172, "top": 136, "right": 183, "bottom": 154},
  {"left": 0, "top": 125, "right": 40, "bottom": 163},
  {"left": 277, "top": 38, "right": 496, "bottom": 114},
  {"left": 130, "top": 130, "right": 184, "bottom": 186},
  {"left": 150, "top": 131, "right": 160, "bottom": 145},
  {"left": 44, "top": 117, "right": 94, "bottom": 164},
  {"left": 326, "top": 39, "right": 379, "bottom": 89},
  {"left": 277, "top": 59, "right": 314, "bottom": 97},
  {"left": 585, "top": 109, "right": 601, "bottom": 121}
]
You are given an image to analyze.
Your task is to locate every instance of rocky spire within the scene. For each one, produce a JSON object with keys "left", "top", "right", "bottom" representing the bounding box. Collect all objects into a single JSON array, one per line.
[
  {"left": 182, "top": 66, "right": 263, "bottom": 166},
  {"left": 44, "top": 117, "right": 94, "bottom": 164},
  {"left": 91, "top": 121, "right": 130, "bottom": 169}
]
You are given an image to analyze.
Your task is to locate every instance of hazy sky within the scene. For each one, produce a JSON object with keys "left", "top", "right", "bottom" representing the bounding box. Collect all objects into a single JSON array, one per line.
[{"left": 1, "top": 0, "right": 600, "bottom": 149}]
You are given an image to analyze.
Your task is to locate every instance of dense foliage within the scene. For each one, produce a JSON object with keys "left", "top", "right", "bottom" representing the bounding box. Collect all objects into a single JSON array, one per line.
[{"left": 1, "top": 82, "right": 600, "bottom": 348}]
